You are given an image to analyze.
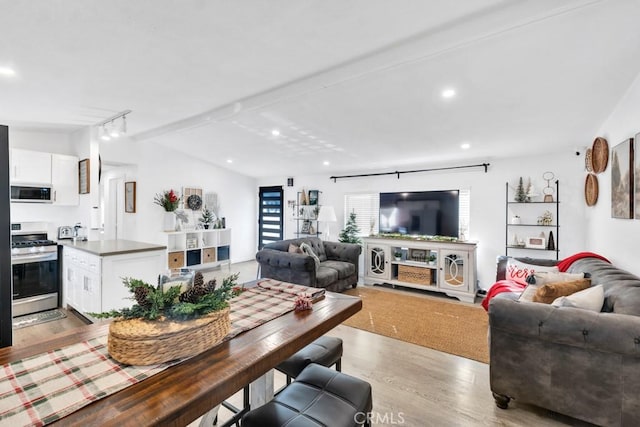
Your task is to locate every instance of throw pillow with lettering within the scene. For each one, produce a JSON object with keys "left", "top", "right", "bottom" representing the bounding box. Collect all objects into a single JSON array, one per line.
[{"left": 506, "top": 259, "right": 559, "bottom": 286}]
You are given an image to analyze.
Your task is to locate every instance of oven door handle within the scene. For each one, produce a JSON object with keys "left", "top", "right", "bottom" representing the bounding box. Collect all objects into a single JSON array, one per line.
[{"left": 11, "top": 253, "right": 58, "bottom": 264}]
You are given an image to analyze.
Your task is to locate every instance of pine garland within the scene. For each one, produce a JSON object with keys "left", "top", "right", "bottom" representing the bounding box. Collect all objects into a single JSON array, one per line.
[{"left": 90, "top": 273, "right": 242, "bottom": 321}]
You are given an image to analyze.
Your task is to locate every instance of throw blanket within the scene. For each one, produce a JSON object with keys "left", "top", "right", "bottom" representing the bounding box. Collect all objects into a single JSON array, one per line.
[
  {"left": 481, "top": 252, "right": 611, "bottom": 311},
  {"left": 556, "top": 251, "right": 610, "bottom": 272},
  {"left": 480, "top": 279, "right": 525, "bottom": 311}
]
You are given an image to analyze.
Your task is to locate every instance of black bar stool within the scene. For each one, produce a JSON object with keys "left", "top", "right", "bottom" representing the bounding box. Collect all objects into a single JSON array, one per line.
[{"left": 276, "top": 336, "right": 343, "bottom": 390}]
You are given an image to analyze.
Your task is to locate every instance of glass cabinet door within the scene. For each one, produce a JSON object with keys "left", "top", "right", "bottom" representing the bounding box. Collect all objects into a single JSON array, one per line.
[
  {"left": 366, "top": 244, "right": 390, "bottom": 280},
  {"left": 439, "top": 250, "right": 469, "bottom": 291}
]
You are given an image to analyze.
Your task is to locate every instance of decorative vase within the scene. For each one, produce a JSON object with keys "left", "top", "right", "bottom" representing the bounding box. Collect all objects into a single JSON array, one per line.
[{"left": 164, "top": 212, "right": 176, "bottom": 231}]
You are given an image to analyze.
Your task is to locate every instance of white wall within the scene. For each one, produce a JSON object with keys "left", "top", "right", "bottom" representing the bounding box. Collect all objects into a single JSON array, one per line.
[
  {"left": 589, "top": 73, "right": 640, "bottom": 272},
  {"left": 258, "top": 150, "right": 588, "bottom": 289}
]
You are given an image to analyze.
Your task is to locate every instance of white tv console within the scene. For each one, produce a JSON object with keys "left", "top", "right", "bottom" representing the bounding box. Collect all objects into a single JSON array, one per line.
[{"left": 363, "top": 236, "right": 478, "bottom": 303}]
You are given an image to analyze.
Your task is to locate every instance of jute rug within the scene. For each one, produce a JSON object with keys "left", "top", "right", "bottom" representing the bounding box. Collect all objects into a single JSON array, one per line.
[{"left": 343, "top": 286, "right": 489, "bottom": 363}]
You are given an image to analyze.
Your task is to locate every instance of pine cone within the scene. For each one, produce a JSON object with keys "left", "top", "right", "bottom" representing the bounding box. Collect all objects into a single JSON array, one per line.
[
  {"left": 179, "top": 284, "right": 208, "bottom": 303},
  {"left": 133, "top": 286, "right": 152, "bottom": 309},
  {"left": 193, "top": 272, "right": 204, "bottom": 287},
  {"left": 205, "top": 279, "right": 217, "bottom": 293}
]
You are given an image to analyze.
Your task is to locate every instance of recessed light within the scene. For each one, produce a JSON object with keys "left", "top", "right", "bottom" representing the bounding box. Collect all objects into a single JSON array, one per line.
[
  {"left": 271, "top": 129, "right": 280, "bottom": 136},
  {"left": 226, "top": 159, "right": 233, "bottom": 163},
  {"left": 0, "top": 67, "right": 16, "bottom": 77},
  {"left": 461, "top": 143, "right": 471, "bottom": 150},
  {"left": 323, "top": 161, "right": 330, "bottom": 166},
  {"left": 441, "top": 88, "right": 456, "bottom": 99}
]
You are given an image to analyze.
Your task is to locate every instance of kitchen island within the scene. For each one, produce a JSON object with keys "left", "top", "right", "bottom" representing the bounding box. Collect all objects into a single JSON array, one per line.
[{"left": 60, "top": 240, "right": 166, "bottom": 320}]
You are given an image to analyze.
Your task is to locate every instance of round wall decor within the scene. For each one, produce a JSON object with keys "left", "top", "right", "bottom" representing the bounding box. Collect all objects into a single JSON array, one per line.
[
  {"left": 187, "top": 194, "right": 203, "bottom": 210},
  {"left": 585, "top": 173, "right": 598, "bottom": 206},
  {"left": 591, "top": 137, "right": 609, "bottom": 173}
]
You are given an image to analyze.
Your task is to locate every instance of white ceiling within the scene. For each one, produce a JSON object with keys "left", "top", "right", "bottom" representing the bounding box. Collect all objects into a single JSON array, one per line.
[{"left": 2, "top": 0, "right": 640, "bottom": 177}]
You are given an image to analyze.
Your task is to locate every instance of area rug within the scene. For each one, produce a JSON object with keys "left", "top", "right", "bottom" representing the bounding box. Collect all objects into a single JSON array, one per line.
[
  {"left": 343, "top": 286, "right": 489, "bottom": 363},
  {"left": 12, "top": 309, "right": 67, "bottom": 329}
]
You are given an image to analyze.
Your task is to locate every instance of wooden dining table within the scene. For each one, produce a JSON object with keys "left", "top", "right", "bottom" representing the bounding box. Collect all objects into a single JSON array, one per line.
[{"left": 0, "top": 291, "right": 362, "bottom": 426}]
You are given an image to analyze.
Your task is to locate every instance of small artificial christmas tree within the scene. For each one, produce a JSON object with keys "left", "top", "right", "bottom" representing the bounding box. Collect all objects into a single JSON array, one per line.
[
  {"left": 515, "top": 177, "right": 527, "bottom": 202},
  {"left": 339, "top": 212, "right": 362, "bottom": 245},
  {"left": 199, "top": 205, "right": 215, "bottom": 229}
]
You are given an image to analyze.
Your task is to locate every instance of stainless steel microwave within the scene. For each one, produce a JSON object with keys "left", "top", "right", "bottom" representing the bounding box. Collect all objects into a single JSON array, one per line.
[{"left": 10, "top": 185, "right": 53, "bottom": 203}]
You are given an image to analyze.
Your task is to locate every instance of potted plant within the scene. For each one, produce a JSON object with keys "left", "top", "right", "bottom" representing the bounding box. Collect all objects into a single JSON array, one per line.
[
  {"left": 200, "top": 205, "right": 215, "bottom": 229},
  {"left": 428, "top": 254, "right": 437, "bottom": 265},
  {"left": 394, "top": 251, "right": 402, "bottom": 261},
  {"left": 154, "top": 189, "right": 182, "bottom": 231},
  {"left": 91, "top": 272, "right": 243, "bottom": 365}
]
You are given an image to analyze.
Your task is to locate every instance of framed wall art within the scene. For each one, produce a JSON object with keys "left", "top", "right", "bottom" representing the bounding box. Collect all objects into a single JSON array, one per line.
[
  {"left": 125, "top": 181, "right": 136, "bottom": 213},
  {"left": 611, "top": 138, "right": 634, "bottom": 219},
  {"left": 525, "top": 236, "right": 546, "bottom": 249},
  {"left": 308, "top": 190, "right": 319, "bottom": 205}
]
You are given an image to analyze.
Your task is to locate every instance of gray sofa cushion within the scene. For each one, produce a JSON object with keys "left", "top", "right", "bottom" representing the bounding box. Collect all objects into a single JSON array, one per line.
[
  {"left": 316, "top": 266, "right": 339, "bottom": 288},
  {"left": 321, "top": 260, "right": 355, "bottom": 280}
]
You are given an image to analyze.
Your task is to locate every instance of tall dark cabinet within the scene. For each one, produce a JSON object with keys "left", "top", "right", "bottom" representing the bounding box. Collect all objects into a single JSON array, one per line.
[{"left": 0, "top": 126, "right": 11, "bottom": 348}]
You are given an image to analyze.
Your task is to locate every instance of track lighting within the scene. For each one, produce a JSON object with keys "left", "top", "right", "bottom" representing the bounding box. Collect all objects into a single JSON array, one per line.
[{"left": 96, "top": 110, "right": 131, "bottom": 141}]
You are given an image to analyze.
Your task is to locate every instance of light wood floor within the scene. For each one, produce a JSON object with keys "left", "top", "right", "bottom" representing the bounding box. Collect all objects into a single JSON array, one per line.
[{"left": 13, "top": 261, "right": 592, "bottom": 426}]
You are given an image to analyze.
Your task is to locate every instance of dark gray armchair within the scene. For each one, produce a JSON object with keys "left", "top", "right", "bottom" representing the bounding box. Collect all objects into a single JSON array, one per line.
[{"left": 255, "top": 237, "right": 361, "bottom": 293}]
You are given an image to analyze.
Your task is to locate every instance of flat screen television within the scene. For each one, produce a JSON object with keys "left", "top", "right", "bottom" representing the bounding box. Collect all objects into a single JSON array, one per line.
[{"left": 379, "top": 190, "right": 459, "bottom": 237}]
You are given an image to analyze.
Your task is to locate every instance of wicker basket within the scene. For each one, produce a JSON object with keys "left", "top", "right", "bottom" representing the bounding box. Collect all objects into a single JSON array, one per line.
[
  {"left": 107, "top": 306, "right": 231, "bottom": 365},
  {"left": 398, "top": 265, "right": 433, "bottom": 286}
]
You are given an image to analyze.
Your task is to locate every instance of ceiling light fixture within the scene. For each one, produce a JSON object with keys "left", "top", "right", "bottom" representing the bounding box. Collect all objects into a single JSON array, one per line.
[
  {"left": 323, "top": 161, "right": 330, "bottom": 166},
  {"left": 441, "top": 88, "right": 456, "bottom": 99},
  {"left": 271, "top": 129, "right": 280, "bottom": 136},
  {"left": 96, "top": 110, "right": 131, "bottom": 142},
  {"left": 461, "top": 143, "right": 471, "bottom": 149},
  {"left": 100, "top": 125, "right": 111, "bottom": 141},
  {"left": 226, "top": 159, "right": 233, "bottom": 163},
  {"left": 0, "top": 67, "right": 16, "bottom": 77}
]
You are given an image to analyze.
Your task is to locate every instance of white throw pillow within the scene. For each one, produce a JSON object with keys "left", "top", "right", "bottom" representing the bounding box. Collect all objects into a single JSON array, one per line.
[
  {"left": 506, "top": 259, "right": 559, "bottom": 286},
  {"left": 518, "top": 284, "right": 539, "bottom": 302},
  {"left": 300, "top": 242, "right": 320, "bottom": 270},
  {"left": 551, "top": 285, "right": 604, "bottom": 312},
  {"left": 533, "top": 271, "right": 585, "bottom": 285}
]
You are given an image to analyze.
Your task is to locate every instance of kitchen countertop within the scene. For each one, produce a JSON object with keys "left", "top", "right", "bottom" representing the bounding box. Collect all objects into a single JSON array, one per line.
[{"left": 59, "top": 239, "right": 167, "bottom": 256}]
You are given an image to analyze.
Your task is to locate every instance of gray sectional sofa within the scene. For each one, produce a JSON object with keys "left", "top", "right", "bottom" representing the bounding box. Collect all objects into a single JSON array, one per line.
[
  {"left": 255, "top": 237, "right": 361, "bottom": 293},
  {"left": 489, "top": 256, "right": 640, "bottom": 426}
]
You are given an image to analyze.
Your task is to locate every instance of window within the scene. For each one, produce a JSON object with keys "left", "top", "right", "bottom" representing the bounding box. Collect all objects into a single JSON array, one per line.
[{"left": 344, "top": 193, "right": 379, "bottom": 237}]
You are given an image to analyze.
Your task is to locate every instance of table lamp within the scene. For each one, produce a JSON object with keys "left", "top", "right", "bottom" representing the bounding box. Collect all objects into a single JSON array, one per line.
[{"left": 317, "top": 206, "right": 337, "bottom": 241}]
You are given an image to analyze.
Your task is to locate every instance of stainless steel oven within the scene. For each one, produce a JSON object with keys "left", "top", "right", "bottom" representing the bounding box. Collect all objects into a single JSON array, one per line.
[{"left": 11, "top": 223, "right": 60, "bottom": 317}]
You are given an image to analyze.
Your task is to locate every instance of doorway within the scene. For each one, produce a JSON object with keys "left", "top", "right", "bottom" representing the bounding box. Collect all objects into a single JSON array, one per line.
[{"left": 258, "top": 186, "right": 283, "bottom": 249}]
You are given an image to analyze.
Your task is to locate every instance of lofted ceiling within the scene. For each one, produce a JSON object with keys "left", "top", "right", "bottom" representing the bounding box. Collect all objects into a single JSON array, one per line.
[{"left": 2, "top": 0, "right": 640, "bottom": 177}]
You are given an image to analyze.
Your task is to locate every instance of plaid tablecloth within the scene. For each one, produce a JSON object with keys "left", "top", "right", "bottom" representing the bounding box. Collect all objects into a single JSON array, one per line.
[{"left": 0, "top": 280, "right": 323, "bottom": 426}]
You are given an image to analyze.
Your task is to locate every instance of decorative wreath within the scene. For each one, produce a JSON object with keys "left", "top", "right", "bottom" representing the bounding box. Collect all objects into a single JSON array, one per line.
[{"left": 187, "top": 194, "right": 203, "bottom": 210}]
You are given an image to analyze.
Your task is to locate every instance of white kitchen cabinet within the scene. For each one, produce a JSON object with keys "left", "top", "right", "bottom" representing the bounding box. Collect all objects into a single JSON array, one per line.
[
  {"left": 62, "top": 245, "right": 165, "bottom": 320},
  {"left": 51, "top": 153, "right": 79, "bottom": 205},
  {"left": 10, "top": 148, "right": 52, "bottom": 185}
]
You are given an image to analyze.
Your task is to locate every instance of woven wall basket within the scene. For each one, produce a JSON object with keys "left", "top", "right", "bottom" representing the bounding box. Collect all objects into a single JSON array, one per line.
[{"left": 108, "top": 307, "right": 231, "bottom": 366}]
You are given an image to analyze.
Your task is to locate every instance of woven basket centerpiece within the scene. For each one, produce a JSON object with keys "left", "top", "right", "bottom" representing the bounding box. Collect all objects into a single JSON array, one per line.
[
  {"left": 108, "top": 307, "right": 230, "bottom": 365},
  {"left": 92, "top": 272, "right": 241, "bottom": 366}
]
